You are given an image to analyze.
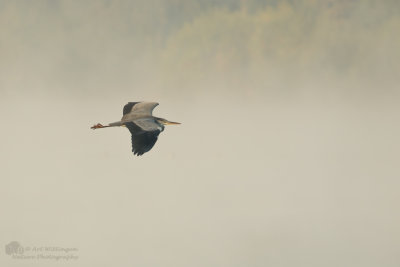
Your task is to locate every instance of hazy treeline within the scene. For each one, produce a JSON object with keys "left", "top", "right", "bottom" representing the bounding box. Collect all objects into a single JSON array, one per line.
[{"left": 1, "top": 0, "right": 399, "bottom": 95}]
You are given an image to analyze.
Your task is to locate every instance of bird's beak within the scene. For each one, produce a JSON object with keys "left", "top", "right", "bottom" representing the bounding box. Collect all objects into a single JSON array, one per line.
[{"left": 164, "top": 120, "right": 181, "bottom": 125}]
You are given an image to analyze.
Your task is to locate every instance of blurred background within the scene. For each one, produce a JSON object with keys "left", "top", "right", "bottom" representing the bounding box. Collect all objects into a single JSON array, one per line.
[{"left": 1, "top": 1, "right": 399, "bottom": 266}]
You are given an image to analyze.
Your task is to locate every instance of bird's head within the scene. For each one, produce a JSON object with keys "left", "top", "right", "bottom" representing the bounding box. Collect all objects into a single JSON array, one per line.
[{"left": 155, "top": 117, "right": 181, "bottom": 125}]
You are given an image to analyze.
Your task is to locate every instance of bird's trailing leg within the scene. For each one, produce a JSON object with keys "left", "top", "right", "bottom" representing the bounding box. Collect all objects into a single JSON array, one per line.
[
  {"left": 91, "top": 123, "right": 109, "bottom": 129},
  {"left": 91, "top": 121, "right": 123, "bottom": 129}
]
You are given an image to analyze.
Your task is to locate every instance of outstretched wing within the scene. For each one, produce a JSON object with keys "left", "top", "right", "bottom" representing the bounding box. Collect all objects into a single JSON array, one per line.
[
  {"left": 123, "top": 102, "right": 140, "bottom": 115},
  {"left": 122, "top": 102, "right": 159, "bottom": 122},
  {"left": 125, "top": 121, "right": 161, "bottom": 156}
]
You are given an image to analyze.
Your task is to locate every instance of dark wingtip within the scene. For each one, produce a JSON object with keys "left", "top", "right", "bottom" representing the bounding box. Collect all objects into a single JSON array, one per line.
[{"left": 123, "top": 102, "right": 140, "bottom": 115}]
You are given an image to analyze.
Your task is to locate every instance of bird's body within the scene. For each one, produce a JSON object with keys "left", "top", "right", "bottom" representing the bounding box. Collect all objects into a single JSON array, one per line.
[{"left": 91, "top": 102, "right": 180, "bottom": 156}]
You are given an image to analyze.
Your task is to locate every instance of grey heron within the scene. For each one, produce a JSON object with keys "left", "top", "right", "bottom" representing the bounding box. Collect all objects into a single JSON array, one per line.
[{"left": 91, "top": 102, "right": 180, "bottom": 156}]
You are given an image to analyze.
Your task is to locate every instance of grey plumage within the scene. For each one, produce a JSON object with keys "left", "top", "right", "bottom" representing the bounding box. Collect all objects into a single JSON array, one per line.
[{"left": 91, "top": 101, "right": 180, "bottom": 156}]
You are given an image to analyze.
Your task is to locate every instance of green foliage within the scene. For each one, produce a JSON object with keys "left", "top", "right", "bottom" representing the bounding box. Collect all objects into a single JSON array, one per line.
[
  {"left": 1, "top": 0, "right": 399, "bottom": 92},
  {"left": 158, "top": 0, "right": 400, "bottom": 88}
]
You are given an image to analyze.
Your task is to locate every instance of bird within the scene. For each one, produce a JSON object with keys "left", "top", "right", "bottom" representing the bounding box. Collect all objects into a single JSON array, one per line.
[{"left": 91, "top": 102, "right": 180, "bottom": 156}]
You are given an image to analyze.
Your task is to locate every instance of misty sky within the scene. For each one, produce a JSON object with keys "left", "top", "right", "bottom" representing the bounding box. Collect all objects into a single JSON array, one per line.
[{"left": 1, "top": 1, "right": 400, "bottom": 267}]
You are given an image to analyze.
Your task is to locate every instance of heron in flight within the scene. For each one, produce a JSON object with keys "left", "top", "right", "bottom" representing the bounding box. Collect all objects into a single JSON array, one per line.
[{"left": 91, "top": 102, "right": 180, "bottom": 156}]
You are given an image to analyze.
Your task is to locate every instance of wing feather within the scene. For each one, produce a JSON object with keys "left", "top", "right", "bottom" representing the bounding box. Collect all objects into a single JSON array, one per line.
[
  {"left": 122, "top": 102, "right": 159, "bottom": 122},
  {"left": 125, "top": 121, "right": 160, "bottom": 156},
  {"left": 123, "top": 102, "right": 140, "bottom": 115}
]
